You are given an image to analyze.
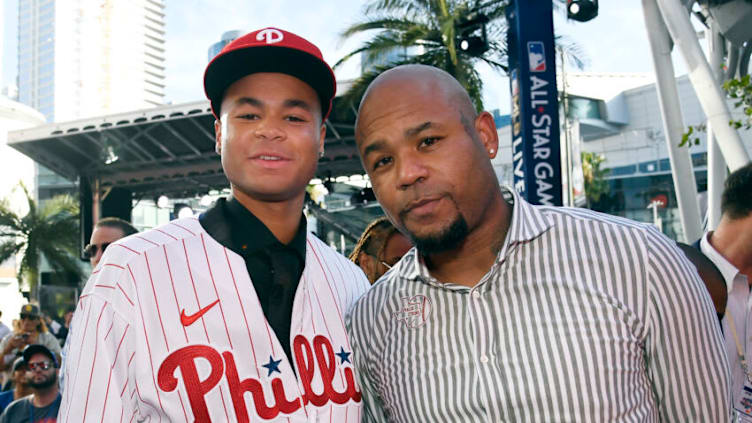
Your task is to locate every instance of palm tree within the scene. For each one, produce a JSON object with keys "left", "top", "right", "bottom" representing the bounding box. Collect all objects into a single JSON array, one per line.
[
  {"left": 335, "top": 0, "right": 584, "bottom": 113},
  {"left": 0, "top": 183, "right": 83, "bottom": 299},
  {"left": 581, "top": 151, "right": 610, "bottom": 209}
]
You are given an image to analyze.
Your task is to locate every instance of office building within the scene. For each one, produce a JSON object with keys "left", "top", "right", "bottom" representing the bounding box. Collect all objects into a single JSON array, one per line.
[{"left": 17, "top": 0, "right": 166, "bottom": 123}]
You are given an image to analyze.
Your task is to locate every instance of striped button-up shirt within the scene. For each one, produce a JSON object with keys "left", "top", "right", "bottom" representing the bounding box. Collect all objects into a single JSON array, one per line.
[{"left": 346, "top": 189, "right": 730, "bottom": 422}]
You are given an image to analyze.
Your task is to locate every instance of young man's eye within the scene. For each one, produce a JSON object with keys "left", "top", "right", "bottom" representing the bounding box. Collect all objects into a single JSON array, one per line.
[
  {"left": 237, "top": 113, "right": 259, "bottom": 120},
  {"left": 285, "top": 115, "right": 306, "bottom": 122}
]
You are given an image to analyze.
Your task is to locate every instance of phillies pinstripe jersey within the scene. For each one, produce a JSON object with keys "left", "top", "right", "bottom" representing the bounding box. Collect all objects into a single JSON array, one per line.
[
  {"left": 59, "top": 216, "right": 370, "bottom": 422},
  {"left": 347, "top": 189, "right": 730, "bottom": 422}
]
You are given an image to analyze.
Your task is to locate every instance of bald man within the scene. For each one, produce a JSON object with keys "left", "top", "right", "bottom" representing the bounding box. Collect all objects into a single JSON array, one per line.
[{"left": 345, "top": 65, "right": 730, "bottom": 422}]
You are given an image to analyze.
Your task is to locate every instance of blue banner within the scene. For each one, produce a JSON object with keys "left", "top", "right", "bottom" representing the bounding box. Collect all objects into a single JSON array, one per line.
[{"left": 506, "top": 1, "right": 562, "bottom": 206}]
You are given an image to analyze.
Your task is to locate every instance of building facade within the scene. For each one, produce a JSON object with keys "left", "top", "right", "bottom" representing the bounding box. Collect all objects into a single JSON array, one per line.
[
  {"left": 208, "top": 30, "right": 242, "bottom": 62},
  {"left": 17, "top": 0, "right": 166, "bottom": 123},
  {"left": 492, "top": 72, "right": 752, "bottom": 242}
]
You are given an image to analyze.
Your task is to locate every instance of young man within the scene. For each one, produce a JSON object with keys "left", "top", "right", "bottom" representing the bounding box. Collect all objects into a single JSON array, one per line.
[
  {"left": 60, "top": 28, "right": 369, "bottom": 422},
  {"left": 84, "top": 217, "right": 138, "bottom": 269},
  {"left": 347, "top": 64, "right": 730, "bottom": 422},
  {"left": 697, "top": 163, "right": 752, "bottom": 420},
  {"left": 0, "top": 345, "right": 61, "bottom": 423}
]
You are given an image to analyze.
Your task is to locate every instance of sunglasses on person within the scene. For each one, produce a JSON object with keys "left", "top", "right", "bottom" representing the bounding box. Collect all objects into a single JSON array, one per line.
[
  {"left": 19, "top": 314, "right": 38, "bottom": 320},
  {"left": 83, "top": 242, "right": 110, "bottom": 258},
  {"left": 27, "top": 361, "right": 53, "bottom": 371}
]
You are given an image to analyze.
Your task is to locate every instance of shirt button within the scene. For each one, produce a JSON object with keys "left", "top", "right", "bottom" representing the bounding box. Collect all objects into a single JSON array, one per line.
[
  {"left": 480, "top": 355, "right": 489, "bottom": 364},
  {"left": 472, "top": 291, "right": 481, "bottom": 299}
]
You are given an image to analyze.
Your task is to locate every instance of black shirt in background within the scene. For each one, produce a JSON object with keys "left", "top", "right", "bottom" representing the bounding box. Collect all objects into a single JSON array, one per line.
[{"left": 199, "top": 197, "right": 306, "bottom": 366}]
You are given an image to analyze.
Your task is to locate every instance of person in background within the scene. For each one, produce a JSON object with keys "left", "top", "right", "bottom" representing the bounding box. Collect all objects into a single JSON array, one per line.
[
  {"left": 0, "top": 312, "right": 9, "bottom": 345},
  {"left": 0, "top": 305, "right": 60, "bottom": 385},
  {"left": 84, "top": 217, "right": 138, "bottom": 269},
  {"left": 350, "top": 216, "right": 413, "bottom": 284},
  {"left": 54, "top": 308, "right": 74, "bottom": 347},
  {"left": 676, "top": 242, "right": 727, "bottom": 325},
  {"left": 0, "top": 345, "right": 61, "bottom": 423},
  {"left": 0, "top": 312, "right": 9, "bottom": 389},
  {"left": 0, "top": 359, "right": 31, "bottom": 414},
  {"left": 696, "top": 163, "right": 752, "bottom": 420}
]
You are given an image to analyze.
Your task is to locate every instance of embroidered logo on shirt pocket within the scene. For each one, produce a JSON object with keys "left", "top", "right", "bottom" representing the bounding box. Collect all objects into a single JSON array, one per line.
[{"left": 393, "top": 295, "right": 431, "bottom": 328}]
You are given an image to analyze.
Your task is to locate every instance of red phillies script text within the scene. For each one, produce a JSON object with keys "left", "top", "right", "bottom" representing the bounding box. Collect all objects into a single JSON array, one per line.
[{"left": 157, "top": 335, "right": 361, "bottom": 422}]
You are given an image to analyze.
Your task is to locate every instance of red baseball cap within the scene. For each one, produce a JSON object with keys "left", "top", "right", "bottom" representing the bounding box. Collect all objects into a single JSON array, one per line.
[{"left": 203, "top": 27, "right": 336, "bottom": 121}]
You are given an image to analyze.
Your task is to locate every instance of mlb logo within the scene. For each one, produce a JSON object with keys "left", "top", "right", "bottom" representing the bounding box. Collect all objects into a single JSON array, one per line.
[{"left": 527, "top": 41, "right": 546, "bottom": 72}]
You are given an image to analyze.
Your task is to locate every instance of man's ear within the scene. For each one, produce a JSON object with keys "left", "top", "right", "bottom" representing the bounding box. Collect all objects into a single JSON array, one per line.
[
  {"left": 475, "top": 111, "right": 499, "bottom": 158},
  {"left": 214, "top": 119, "right": 222, "bottom": 155}
]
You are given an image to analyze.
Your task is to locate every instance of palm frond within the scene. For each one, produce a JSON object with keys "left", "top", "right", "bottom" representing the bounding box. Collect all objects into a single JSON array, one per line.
[
  {"left": 0, "top": 187, "right": 81, "bottom": 293},
  {"left": 555, "top": 35, "right": 589, "bottom": 70},
  {"left": 363, "top": 0, "right": 434, "bottom": 18},
  {"left": 0, "top": 241, "right": 23, "bottom": 265},
  {"left": 337, "top": 0, "right": 586, "bottom": 112},
  {"left": 341, "top": 17, "right": 424, "bottom": 38}
]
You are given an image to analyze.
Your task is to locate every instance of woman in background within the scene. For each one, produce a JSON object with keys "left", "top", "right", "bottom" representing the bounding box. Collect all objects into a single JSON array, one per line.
[{"left": 350, "top": 217, "right": 413, "bottom": 284}]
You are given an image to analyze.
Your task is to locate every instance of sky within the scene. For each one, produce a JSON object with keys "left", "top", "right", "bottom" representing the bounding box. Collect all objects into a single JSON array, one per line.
[{"left": 1, "top": 1, "right": 685, "bottom": 116}]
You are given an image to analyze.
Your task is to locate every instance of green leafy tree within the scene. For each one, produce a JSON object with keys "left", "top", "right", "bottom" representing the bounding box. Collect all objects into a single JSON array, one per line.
[
  {"left": 681, "top": 74, "right": 752, "bottom": 147},
  {"left": 581, "top": 151, "right": 609, "bottom": 208},
  {"left": 724, "top": 74, "right": 752, "bottom": 130},
  {"left": 0, "top": 184, "right": 83, "bottom": 298},
  {"left": 335, "top": 0, "right": 584, "bottom": 113}
]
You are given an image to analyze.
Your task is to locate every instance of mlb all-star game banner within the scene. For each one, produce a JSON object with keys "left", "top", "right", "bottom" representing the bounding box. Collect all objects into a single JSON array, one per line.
[{"left": 506, "top": 1, "right": 562, "bottom": 206}]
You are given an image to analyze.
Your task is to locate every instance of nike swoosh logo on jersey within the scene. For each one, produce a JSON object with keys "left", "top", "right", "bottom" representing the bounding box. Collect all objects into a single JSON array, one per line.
[{"left": 180, "top": 299, "right": 220, "bottom": 326}]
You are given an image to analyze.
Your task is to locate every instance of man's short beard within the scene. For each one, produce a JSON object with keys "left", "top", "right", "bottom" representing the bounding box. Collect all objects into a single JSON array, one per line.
[
  {"left": 29, "top": 371, "right": 57, "bottom": 390},
  {"left": 410, "top": 215, "right": 469, "bottom": 255}
]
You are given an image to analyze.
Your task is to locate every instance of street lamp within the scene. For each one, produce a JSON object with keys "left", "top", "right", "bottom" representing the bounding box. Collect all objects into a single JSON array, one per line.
[
  {"left": 456, "top": 13, "right": 490, "bottom": 57},
  {"left": 567, "top": 0, "right": 598, "bottom": 22}
]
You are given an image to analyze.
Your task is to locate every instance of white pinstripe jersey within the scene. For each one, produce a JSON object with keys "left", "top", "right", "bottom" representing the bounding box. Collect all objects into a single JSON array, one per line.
[{"left": 59, "top": 217, "right": 370, "bottom": 422}]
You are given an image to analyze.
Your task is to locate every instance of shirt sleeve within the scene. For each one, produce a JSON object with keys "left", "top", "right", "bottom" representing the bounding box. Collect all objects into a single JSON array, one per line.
[
  {"left": 58, "top": 263, "right": 139, "bottom": 423},
  {"left": 345, "top": 301, "right": 391, "bottom": 423},
  {"left": 643, "top": 225, "right": 731, "bottom": 421}
]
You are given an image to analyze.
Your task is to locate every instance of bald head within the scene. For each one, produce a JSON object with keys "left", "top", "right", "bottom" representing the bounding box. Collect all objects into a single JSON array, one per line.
[
  {"left": 356, "top": 65, "right": 477, "bottom": 140},
  {"left": 351, "top": 63, "right": 503, "bottom": 258}
]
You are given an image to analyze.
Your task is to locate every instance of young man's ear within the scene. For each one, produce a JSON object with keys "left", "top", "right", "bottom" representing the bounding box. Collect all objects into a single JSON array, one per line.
[
  {"left": 318, "top": 124, "right": 327, "bottom": 158},
  {"left": 475, "top": 111, "right": 499, "bottom": 158},
  {"left": 214, "top": 119, "right": 223, "bottom": 155}
]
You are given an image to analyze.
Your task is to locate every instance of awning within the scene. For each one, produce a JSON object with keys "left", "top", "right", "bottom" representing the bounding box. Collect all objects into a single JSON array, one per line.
[{"left": 8, "top": 99, "right": 363, "bottom": 199}]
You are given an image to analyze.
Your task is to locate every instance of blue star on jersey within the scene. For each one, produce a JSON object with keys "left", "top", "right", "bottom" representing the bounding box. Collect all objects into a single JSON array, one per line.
[
  {"left": 336, "top": 347, "right": 351, "bottom": 364},
  {"left": 262, "top": 355, "right": 282, "bottom": 376}
]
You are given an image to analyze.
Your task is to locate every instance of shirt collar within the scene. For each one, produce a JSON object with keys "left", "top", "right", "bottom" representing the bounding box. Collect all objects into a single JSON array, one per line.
[
  {"left": 700, "top": 231, "right": 742, "bottom": 294},
  {"left": 400, "top": 187, "right": 554, "bottom": 284},
  {"left": 218, "top": 196, "right": 307, "bottom": 260}
]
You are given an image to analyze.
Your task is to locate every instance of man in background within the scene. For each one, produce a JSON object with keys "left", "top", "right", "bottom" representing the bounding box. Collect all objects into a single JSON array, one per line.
[
  {"left": 0, "top": 345, "right": 61, "bottom": 423},
  {"left": 84, "top": 217, "right": 138, "bottom": 269},
  {"left": 0, "top": 358, "right": 31, "bottom": 414},
  {"left": 698, "top": 163, "right": 752, "bottom": 419}
]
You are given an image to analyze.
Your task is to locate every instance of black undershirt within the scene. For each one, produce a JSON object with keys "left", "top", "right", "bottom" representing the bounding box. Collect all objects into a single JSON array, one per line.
[{"left": 199, "top": 197, "right": 306, "bottom": 366}]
